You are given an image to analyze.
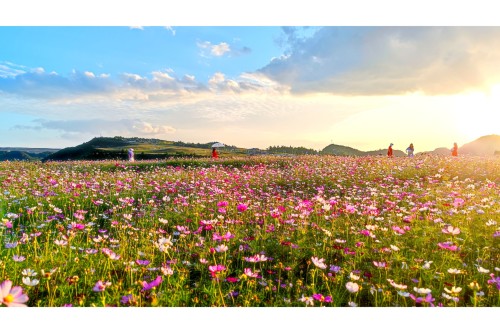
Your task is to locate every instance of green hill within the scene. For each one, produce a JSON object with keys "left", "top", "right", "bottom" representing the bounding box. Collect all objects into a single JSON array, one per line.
[
  {"left": 321, "top": 144, "right": 405, "bottom": 157},
  {"left": 0, "top": 149, "right": 56, "bottom": 161},
  {"left": 43, "top": 136, "right": 248, "bottom": 161}
]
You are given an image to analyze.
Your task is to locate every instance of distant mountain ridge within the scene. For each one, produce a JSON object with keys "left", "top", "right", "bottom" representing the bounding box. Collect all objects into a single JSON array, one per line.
[
  {"left": 458, "top": 134, "right": 500, "bottom": 156},
  {"left": 321, "top": 143, "right": 407, "bottom": 157},
  {"left": 0, "top": 148, "right": 59, "bottom": 161},
  {"left": 1, "top": 134, "right": 498, "bottom": 161}
]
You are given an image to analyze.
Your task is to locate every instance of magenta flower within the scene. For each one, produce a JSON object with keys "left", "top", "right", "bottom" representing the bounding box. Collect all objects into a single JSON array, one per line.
[
  {"left": 0, "top": 280, "right": 29, "bottom": 307},
  {"left": 410, "top": 293, "right": 435, "bottom": 306},
  {"left": 121, "top": 294, "right": 136, "bottom": 305},
  {"left": 437, "top": 242, "right": 459, "bottom": 251},
  {"left": 237, "top": 203, "right": 248, "bottom": 212},
  {"left": 136, "top": 259, "right": 150, "bottom": 266},
  {"left": 208, "top": 264, "right": 226, "bottom": 278},
  {"left": 487, "top": 274, "right": 500, "bottom": 290},
  {"left": 312, "top": 294, "right": 333, "bottom": 303},
  {"left": 141, "top": 276, "right": 162, "bottom": 291}
]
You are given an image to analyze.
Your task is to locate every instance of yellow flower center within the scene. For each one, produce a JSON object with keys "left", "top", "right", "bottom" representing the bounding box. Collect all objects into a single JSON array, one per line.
[{"left": 3, "top": 294, "right": 14, "bottom": 304}]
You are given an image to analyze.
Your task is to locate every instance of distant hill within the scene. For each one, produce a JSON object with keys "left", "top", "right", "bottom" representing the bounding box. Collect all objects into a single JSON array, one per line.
[
  {"left": 321, "top": 144, "right": 405, "bottom": 157},
  {"left": 459, "top": 135, "right": 500, "bottom": 156},
  {"left": 0, "top": 148, "right": 58, "bottom": 161},
  {"left": 43, "top": 136, "right": 248, "bottom": 161}
]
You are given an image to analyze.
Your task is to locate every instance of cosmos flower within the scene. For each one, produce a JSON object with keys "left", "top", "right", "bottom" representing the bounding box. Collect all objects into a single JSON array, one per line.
[
  {"left": 22, "top": 277, "right": 39, "bottom": 287},
  {"left": 444, "top": 286, "right": 462, "bottom": 294},
  {"left": 237, "top": 204, "right": 248, "bottom": 212},
  {"left": 346, "top": 282, "right": 360, "bottom": 293},
  {"left": 141, "top": 276, "right": 163, "bottom": 291},
  {"left": 447, "top": 268, "right": 463, "bottom": 274},
  {"left": 0, "top": 280, "right": 29, "bottom": 307},
  {"left": 312, "top": 294, "right": 332, "bottom": 303},
  {"left": 442, "top": 225, "right": 461, "bottom": 235},
  {"left": 243, "top": 268, "right": 260, "bottom": 278},
  {"left": 92, "top": 280, "right": 111, "bottom": 292},
  {"left": 413, "top": 287, "right": 432, "bottom": 294},
  {"left": 121, "top": 294, "right": 137, "bottom": 305},
  {"left": 311, "top": 256, "right": 327, "bottom": 269},
  {"left": 21, "top": 269, "right": 37, "bottom": 277},
  {"left": 299, "top": 294, "right": 314, "bottom": 306},
  {"left": 12, "top": 255, "right": 26, "bottom": 262},
  {"left": 387, "top": 279, "right": 407, "bottom": 290}
]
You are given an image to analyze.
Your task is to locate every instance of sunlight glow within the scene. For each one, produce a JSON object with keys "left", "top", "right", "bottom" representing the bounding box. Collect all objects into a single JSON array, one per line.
[{"left": 454, "top": 85, "right": 500, "bottom": 141}]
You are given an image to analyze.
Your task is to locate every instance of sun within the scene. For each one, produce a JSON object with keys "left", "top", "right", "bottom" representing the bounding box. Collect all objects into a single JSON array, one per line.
[{"left": 454, "top": 85, "right": 500, "bottom": 140}]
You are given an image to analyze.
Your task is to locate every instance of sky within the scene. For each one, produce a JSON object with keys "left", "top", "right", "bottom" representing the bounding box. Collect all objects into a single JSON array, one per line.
[{"left": 1, "top": 2, "right": 500, "bottom": 153}]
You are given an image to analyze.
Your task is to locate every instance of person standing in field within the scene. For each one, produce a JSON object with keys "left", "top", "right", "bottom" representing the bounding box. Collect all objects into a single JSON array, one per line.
[
  {"left": 406, "top": 143, "right": 414, "bottom": 157},
  {"left": 451, "top": 142, "right": 458, "bottom": 157},
  {"left": 128, "top": 148, "right": 135, "bottom": 162},
  {"left": 387, "top": 143, "right": 394, "bottom": 158},
  {"left": 212, "top": 148, "right": 219, "bottom": 159}
]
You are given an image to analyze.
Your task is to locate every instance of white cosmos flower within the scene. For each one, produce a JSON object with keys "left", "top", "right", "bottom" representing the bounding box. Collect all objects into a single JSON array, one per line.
[
  {"left": 447, "top": 268, "right": 463, "bottom": 274},
  {"left": 413, "top": 287, "right": 432, "bottom": 294},
  {"left": 444, "top": 286, "right": 462, "bottom": 294},
  {"left": 422, "top": 261, "right": 433, "bottom": 269},
  {"left": 22, "top": 276, "right": 40, "bottom": 286},
  {"left": 390, "top": 245, "right": 400, "bottom": 251},
  {"left": 477, "top": 266, "right": 490, "bottom": 273},
  {"left": 349, "top": 272, "right": 360, "bottom": 280},
  {"left": 21, "top": 268, "right": 37, "bottom": 277},
  {"left": 346, "top": 282, "right": 360, "bottom": 293}
]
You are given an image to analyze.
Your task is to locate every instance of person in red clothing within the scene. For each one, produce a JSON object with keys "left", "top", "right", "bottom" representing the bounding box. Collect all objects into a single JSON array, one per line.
[
  {"left": 387, "top": 143, "right": 394, "bottom": 158},
  {"left": 212, "top": 148, "right": 219, "bottom": 159},
  {"left": 451, "top": 142, "right": 458, "bottom": 157}
]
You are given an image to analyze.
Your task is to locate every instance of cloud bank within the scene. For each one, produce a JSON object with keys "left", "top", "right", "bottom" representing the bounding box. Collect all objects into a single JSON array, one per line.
[{"left": 260, "top": 26, "right": 500, "bottom": 95}]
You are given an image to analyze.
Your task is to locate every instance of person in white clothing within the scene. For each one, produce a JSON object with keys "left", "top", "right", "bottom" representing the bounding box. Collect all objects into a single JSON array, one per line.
[{"left": 128, "top": 148, "right": 135, "bottom": 162}]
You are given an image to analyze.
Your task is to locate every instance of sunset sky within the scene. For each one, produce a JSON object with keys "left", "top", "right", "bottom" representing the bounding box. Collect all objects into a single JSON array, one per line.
[{"left": 1, "top": 2, "right": 499, "bottom": 152}]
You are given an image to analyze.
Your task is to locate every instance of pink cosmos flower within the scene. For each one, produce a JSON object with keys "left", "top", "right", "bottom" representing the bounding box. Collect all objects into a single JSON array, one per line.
[
  {"left": 208, "top": 264, "right": 226, "bottom": 278},
  {"left": 0, "top": 280, "right": 29, "bottom": 307},
  {"left": 243, "top": 268, "right": 260, "bottom": 278},
  {"left": 244, "top": 254, "right": 269, "bottom": 263},
  {"left": 437, "top": 242, "right": 459, "bottom": 251},
  {"left": 311, "top": 256, "right": 327, "bottom": 269},
  {"left": 373, "top": 261, "right": 387, "bottom": 268},
  {"left": 92, "top": 280, "right": 111, "bottom": 292},
  {"left": 442, "top": 225, "right": 461, "bottom": 235},
  {"left": 453, "top": 198, "right": 465, "bottom": 208}
]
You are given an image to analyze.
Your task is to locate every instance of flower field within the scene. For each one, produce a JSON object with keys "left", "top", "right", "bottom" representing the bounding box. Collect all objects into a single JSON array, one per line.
[{"left": 1, "top": 155, "right": 499, "bottom": 307}]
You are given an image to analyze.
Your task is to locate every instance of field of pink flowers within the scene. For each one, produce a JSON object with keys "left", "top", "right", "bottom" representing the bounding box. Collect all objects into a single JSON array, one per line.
[{"left": 1, "top": 155, "right": 499, "bottom": 307}]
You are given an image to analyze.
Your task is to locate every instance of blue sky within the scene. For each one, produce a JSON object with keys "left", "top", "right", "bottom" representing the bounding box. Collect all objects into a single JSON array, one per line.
[{"left": 1, "top": 11, "right": 500, "bottom": 151}]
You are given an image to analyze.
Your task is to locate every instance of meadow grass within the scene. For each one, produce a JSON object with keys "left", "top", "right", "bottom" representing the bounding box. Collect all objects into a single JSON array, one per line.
[{"left": 0, "top": 155, "right": 499, "bottom": 307}]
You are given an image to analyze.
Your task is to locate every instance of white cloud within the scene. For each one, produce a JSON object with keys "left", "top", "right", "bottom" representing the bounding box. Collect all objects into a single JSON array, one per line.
[
  {"left": 211, "top": 42, "right": 230, "bottom": 56},
  {"left": 16, "top": 118, "right": 176, "bottom": 137},
  {"left": 129, "top": 26, "right": 144, "bottom": 30},
  {"left": 165, "top": 26, "right": 176, "bottom": 36},
  {"left": 260, "top": 27, "right": 500, "bottom": 96},
  {"left": 197, "top": 40, "right": 232, "bottom": 57},
  {"left": 0, "top": 62, "right": 27, "bottom": 78}
]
